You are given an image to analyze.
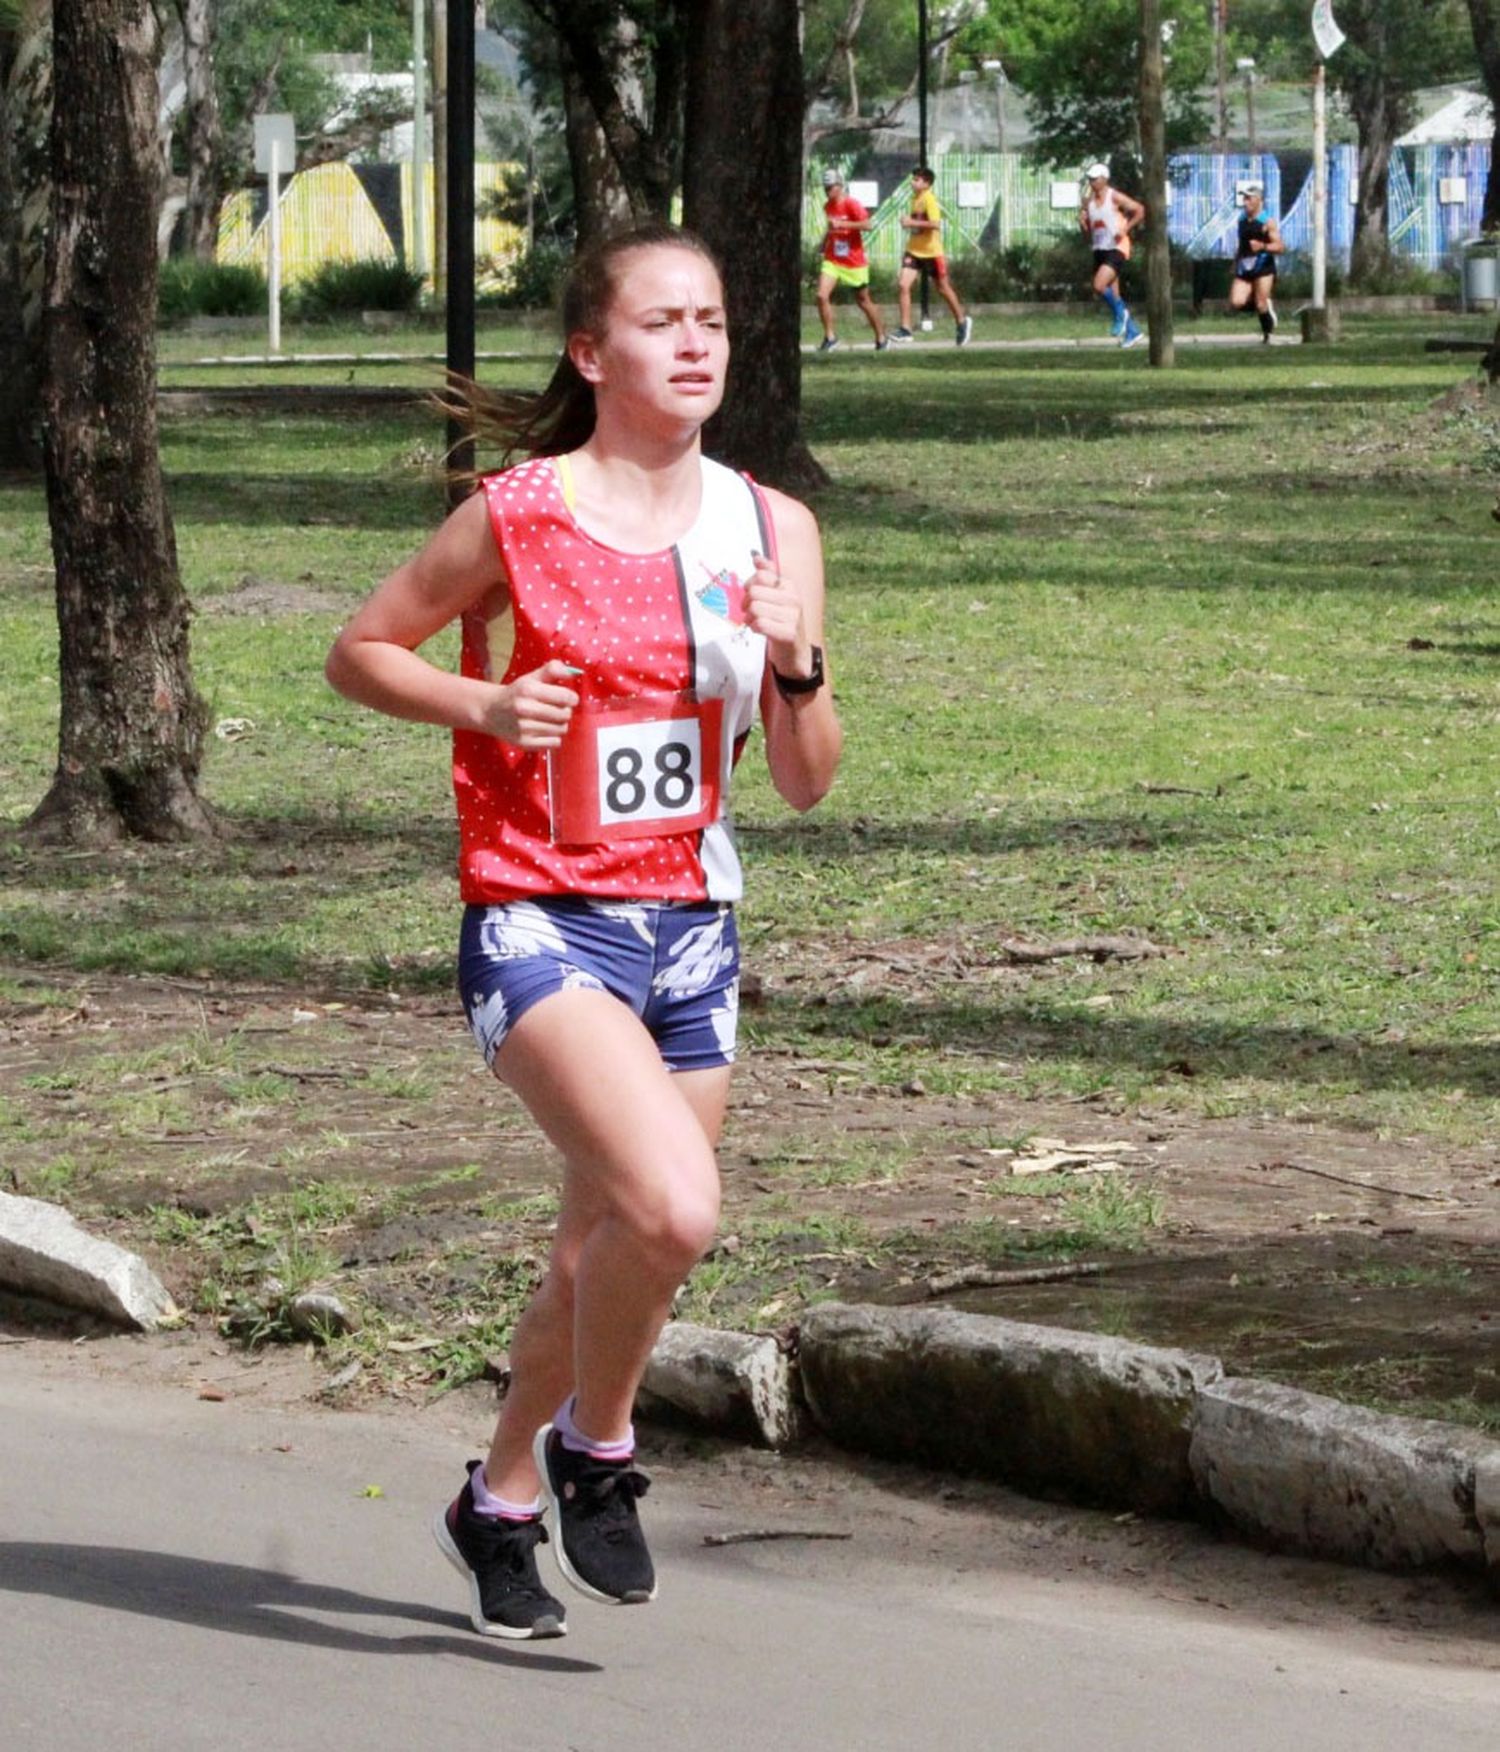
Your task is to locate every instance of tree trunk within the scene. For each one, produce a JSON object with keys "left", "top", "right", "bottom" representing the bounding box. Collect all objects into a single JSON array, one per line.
[
  {"left": 0, "top": 0, "right": 52, "bottom": 470},
  {"left": 537, "top": 1, "right": 681, "bottom": 224},
  {"left": 1137, "top": 0, "right": 1174, "bottom": 367},
  {"left": 562, "top": 61, "right": 636, "bottom": 245},
  {"left": 29, "top": 0, "right": 212, "bottom": 845},
  {"left": 683, "top": 0, "right": 825, "bottom": 494},
  {"left": 1467, "top": 0, "right": 1500, "bottom": 232},
  {"left": 1349, "top": 85, "right": 1400, "bottom": 283},
  {"left": 173, "top": 0, "right": 223, "bottom": 261}
]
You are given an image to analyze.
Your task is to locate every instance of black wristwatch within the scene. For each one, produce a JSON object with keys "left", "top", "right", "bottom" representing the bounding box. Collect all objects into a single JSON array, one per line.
[{"left": 772, "top": 645, "right": 825, "bottom": 698}]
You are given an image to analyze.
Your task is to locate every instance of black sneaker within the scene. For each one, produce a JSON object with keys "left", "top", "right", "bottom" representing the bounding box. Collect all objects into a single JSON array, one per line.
[
  {"left": 533, "top": 1424, "right": 656, "bottom": 1604},
  {"left": 875, "top": 335, "right": 891, "bottom": 351},
  {"left": 816, "top": 335, "right": 840, "bottom": 353},
  {"left": 432, "top": 1461, "right": 567, "bottom": 1639},
  {"left": 891, "top": 326, "right": 915, "bottom": 342},
  {"left": 956, "top": 315, "right": 974, "bottom": 346}
]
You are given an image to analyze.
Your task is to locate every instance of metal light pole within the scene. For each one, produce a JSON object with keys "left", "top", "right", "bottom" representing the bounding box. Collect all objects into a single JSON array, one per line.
[
  {"left": 1312, "top": 59, "right": 1328, "bottom": 310},
  {"left": 982, "top": 58, "right": 1006, "bottom": 156},
  {"left": 916, "top": 0, "right": 930, "bottom": 328},
  {"left": 983, "top": 57, "right": 1007, "bottom": 247},
  {"left": 1308, "top": 1, "right": 1346, "bottom": 339},
  {"left": 1236, "top": 56, "right": 1257, "bottom": 166},
  {"left": 917, "top": 0, "right": 928, "bottom": 164},
  {"left": 411, "top": 0, "right": 427, "bottom": 282},
  {"left": 1214, "top": 0, "right": 1228, "bottom": 152},
  {"left": 445, "top": 0, "right": 475, "bottom": 503},
  {"left": 957, "top": 67, "right": 976, "bottom": 154}
]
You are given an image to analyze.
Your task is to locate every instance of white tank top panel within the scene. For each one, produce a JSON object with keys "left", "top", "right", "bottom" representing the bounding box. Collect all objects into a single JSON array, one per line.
[{"left": 1088, "top": 192, "right": 1118, "bottom": 250}]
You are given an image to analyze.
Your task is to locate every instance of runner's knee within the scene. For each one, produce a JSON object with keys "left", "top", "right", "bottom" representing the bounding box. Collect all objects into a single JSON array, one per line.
[{"left": 626, "top": 1167, "right": 721, "bottom": 1276}]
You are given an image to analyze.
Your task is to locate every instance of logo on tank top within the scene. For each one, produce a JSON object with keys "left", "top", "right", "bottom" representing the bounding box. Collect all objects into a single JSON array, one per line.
[{"left": 694, "top": 563, "right": 749, "bottom": 627}]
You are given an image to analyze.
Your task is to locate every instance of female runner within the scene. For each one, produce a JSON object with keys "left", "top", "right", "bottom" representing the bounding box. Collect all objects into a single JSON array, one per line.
[{"left": 325, "top": 222, "right": 842, "bottom": 1640}]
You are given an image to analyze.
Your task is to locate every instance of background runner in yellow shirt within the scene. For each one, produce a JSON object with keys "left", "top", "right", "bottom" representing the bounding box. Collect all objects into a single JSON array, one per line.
[{"left": 892, "top": 165, "right": 972, "bottom": 346}]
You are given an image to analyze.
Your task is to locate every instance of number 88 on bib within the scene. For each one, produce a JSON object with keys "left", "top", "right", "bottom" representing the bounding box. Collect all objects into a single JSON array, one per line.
[{"left": 548, "top": 694, "right": 725, "bottom": 846}]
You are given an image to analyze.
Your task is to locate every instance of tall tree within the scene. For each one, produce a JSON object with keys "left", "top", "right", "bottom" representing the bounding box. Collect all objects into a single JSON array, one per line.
[
  {"left": 171, "top": 0, "right": 223, "bottom": 260},
  {"left": 1138, "top": 0, "right": 1174, "bottom": 366},
  {"left": 561, "top": 61, "right": 636, "bottom": 240},
  {"left": 1335, "top": 1, "right": 1471, "bottom": 282},
  {"left": 683, "top": 0, "right": 823, "bottom": 493},
  {"left": 523, "top": 0, "right": 684, "bottom": 238},
  {"left": 31, "top": 0, "right": 211, "bottom": 843},
  {"left": 0, "top": 0, "right": 50, "bottom": 469},
  {"left": 1466, "top": 0, "right": 1500, "bottom": 231}
]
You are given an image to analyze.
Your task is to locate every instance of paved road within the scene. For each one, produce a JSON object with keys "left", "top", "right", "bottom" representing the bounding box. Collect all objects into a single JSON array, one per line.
[{"left": 2, "top": 1361, "right": 1493, "bottom": 1752}]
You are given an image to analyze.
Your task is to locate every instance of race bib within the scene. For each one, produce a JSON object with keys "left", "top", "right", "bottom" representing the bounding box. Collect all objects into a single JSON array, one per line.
[
  {"left": 548, "top": 695, "right": 724, "bottom": 846},
  {"left": 833, "top": 237, "right": 851, "bottom": 258}
]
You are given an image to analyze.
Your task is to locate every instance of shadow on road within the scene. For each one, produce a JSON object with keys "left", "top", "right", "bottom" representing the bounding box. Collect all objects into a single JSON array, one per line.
[{"left": 0, "top": 1543, "right": 599, "bottom": 1673}]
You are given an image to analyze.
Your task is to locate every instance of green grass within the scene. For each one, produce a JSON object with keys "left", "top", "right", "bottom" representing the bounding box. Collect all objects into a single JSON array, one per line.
[{"left": 2, "top": 318, "right": 1498, "bottom": 1146}]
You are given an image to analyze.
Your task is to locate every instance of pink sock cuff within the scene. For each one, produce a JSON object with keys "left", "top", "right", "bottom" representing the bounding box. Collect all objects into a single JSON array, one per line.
[
  {"left": 470, "top": 1463, "right": 542, "bottom": 1521},
  {"left": 555, "top": 1396, "right": 634, "bottom": 1461}
]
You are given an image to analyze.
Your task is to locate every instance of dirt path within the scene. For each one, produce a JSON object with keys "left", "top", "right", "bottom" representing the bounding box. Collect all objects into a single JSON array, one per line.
[{"left": 2, "top": 966, "right": 1496, "bottom": 1425}]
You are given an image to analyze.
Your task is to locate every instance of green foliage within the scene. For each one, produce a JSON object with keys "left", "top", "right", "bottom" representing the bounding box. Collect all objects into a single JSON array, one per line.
[
  {"left": 804, "top": 0, "right": 920, "bottom": 112},
  {"left": 205, "top": 0, "right": 412, "bottom": 185},
  {"left": 966, "top": 0, "right": 1213, "bottom": 175},
  {"left": 158, "top": 258, "right": 268, "bottom": 323},
  {"left": 288, "top": 258, "right": 424, "bottom": 319},
  {"left": 965, "top": 232, "right": 1095, "bottom": 300},
  {"left": 479, "top": 239, "right": 571, "bottom": 310}
]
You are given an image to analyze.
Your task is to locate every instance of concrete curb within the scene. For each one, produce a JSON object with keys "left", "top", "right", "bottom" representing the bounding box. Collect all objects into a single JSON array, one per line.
[
  {"left": 638, "top": 1325, "right": 807, "bottom": 1450},
  {"left": 1190, "top": 1377, "right": 1493, "bottom": 1572},
  {"left": 0, "top": 1191, "right": 178, "bottom": 1331},
  {"left": 797, "top": 1304, "right": 1222, "bottom": 1517},
  {"left": 638, "top": 1304, "right": 1500, "bottom": 1588}
]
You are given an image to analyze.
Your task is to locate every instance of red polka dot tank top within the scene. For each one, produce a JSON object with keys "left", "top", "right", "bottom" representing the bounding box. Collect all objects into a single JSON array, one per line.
[{"left": 454, "top": 453, "right": 773, "bottom": 904}]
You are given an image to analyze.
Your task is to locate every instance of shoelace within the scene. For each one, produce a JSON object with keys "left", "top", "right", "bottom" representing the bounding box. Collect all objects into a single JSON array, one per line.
[
  {"left": 468, "top": 1513, "right": 553, "bottom": 1586},
  {"left": 569, "top": 1459, "right": 652, "bottom": 1543}
]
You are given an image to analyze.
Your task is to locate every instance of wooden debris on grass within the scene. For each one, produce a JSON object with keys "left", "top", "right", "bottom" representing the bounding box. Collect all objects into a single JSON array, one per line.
[
  {"left": 998, "top": 936, "right": 1168, "bottom": 964},
  {"left": 981, "top": 1137, "right": 1147, "bottom": 1178},
  {"left": 923, "top": 1261, "right": 1106, "bottom": 1297}
]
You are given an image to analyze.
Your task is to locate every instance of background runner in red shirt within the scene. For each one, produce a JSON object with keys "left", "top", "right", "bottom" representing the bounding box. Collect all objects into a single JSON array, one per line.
[{"left": 816, "top": 167, "right": 889, "bottom": 353}]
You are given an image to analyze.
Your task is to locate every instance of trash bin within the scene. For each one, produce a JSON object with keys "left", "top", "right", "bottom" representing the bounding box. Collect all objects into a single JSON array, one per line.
[{"left": 1460, "top": 239, "right": 1499, "bottom": 311}]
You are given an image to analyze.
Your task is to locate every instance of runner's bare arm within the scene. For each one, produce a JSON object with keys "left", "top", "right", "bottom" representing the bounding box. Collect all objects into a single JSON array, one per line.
[
  {"left": 748, "top": 490, "right": 842, "bottom": 813},
  {"left": 1264, "top": 217, "right": 1285, "bottom": 254},
  {"left": 325, "top": 489, "right": 579, "bottom": 749},
  {"left": 1115, "top": 191, "right": 1146, "bottom": 233}
]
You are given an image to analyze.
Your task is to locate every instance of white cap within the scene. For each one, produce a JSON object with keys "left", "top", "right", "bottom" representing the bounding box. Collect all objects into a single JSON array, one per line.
[
  {"left": 822, "top": 167, "right": 842, "bottom": 188},
  {"left": 1242, "top": 180, "right": 1264, "bottom": 195},
  {"left": 1085, "top": 161, "right": 1109, "bottom": 181}
]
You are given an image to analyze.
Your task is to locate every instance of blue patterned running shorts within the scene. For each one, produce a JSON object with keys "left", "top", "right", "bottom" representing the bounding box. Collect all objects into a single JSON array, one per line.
[{"left": 458, "top": 897, "right": 740, "bottom": 1073}]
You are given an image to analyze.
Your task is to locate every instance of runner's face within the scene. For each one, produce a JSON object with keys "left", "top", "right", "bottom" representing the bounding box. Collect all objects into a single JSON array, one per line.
[
  {"left": 574, "top": 246, "right": 728, "bottom": 429},
  {"left": 1245, "top": 192, "right": 1263, "bottom": 217}
]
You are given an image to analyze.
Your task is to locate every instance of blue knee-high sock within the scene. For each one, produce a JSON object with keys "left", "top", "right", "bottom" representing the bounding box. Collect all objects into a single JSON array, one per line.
[{"left": 1099, "top": 285, "right": 1124, "bottom": 319}]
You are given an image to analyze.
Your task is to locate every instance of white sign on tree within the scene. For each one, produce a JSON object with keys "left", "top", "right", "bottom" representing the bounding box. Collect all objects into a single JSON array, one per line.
[{"left": 253, "top": 113, "right": 296, "bottom": 353}]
